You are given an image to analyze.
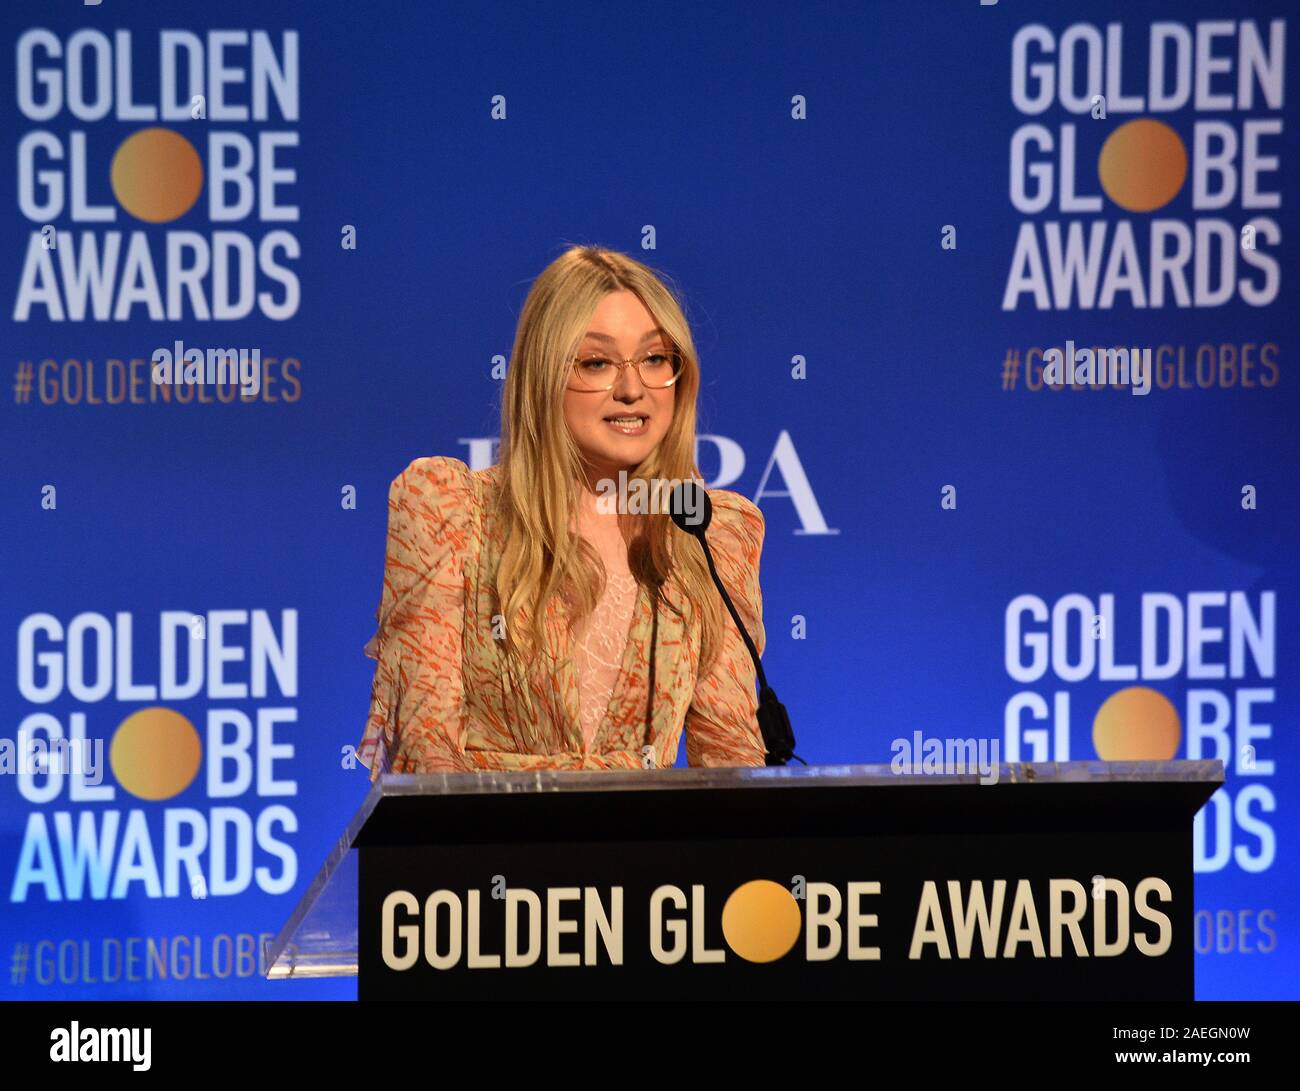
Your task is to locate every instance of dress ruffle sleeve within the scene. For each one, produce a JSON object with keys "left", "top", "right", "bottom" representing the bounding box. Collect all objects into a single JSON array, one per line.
[
  {"left": 684, "top": 489, "right": 769, "bottom": 768},
  {"left": 356, "top": 456, "right": 475, "bottom": 780}
]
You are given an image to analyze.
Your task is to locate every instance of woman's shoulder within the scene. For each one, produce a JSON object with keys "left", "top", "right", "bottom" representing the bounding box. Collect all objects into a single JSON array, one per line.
[
  {"left": 388, "top": 455, "right": 501, "bottom": 526},
  {"left": 702, "top": 485, "right": 765, "bottom": 557}
]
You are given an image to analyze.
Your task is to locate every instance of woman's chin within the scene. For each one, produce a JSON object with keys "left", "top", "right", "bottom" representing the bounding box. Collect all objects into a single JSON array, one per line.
[{"left": 592, "top": 439, "right": 652, "bottom": 467}]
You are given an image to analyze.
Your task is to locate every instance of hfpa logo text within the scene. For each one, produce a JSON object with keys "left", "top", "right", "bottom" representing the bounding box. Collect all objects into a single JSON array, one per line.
[{"left": 457, "top": 431, "right": 837, "bottom": 536}]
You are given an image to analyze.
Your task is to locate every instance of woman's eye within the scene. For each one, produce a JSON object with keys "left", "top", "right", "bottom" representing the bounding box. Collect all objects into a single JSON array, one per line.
[{"left": 580, "top": 357, "right": 610, "bottom": 370}]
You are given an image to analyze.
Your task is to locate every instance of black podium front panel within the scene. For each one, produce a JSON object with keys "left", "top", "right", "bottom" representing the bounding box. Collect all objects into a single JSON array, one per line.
[{"left": 347, "top": 762, "right": 1219, "bottom": 1000}]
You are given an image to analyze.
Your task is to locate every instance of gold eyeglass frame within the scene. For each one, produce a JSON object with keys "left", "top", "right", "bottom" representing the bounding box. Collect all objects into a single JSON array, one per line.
[{"left": 566, "top": 348, "right": 684, "bottom": 392}]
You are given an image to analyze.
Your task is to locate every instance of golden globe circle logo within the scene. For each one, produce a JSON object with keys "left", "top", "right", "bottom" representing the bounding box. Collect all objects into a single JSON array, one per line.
[
  {"left": 110, "top": 707, "right": 203, "bottom": 801},
  {"left": 1097, "top": 119, "right": 1187, "bottom": 213},
  {"left": 1092, "top": 685, "right": 1181, "bottom": 761},
  {"left": 109, "top": 128, "right": 205, "bottom": 224},
  {"left": 720, "top": 879, "right": 803, "bottom": 962}
]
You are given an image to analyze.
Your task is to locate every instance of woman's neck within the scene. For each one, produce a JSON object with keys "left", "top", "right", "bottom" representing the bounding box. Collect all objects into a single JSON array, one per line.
[{"left": 578, "top": 461, "right": 618, "bottom": 495}]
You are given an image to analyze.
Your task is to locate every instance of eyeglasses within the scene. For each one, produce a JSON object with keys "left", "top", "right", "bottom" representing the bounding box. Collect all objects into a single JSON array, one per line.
[{"left": 567, "top": 349, "right": 684, "bottom": 391}]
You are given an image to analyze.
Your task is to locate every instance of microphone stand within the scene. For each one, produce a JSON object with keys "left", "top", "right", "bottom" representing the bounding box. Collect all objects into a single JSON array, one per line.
[{"left": 696, "top": 536, "right": 800, "bottom": 766}]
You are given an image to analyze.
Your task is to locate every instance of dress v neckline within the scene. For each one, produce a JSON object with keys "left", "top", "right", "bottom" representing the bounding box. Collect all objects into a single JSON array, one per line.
[{"left": 550, "top": 577, "right": 647, "bottom": 757}]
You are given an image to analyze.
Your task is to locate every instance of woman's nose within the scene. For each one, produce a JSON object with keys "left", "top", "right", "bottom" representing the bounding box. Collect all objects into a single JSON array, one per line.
[{"left": 611, "top": 363, "right": 646, "bottom": 398}]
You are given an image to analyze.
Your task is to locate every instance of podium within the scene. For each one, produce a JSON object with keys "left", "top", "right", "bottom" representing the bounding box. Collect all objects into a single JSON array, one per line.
[{"left": 265, "top": 760, "right": 1222, "bottom": 1000}]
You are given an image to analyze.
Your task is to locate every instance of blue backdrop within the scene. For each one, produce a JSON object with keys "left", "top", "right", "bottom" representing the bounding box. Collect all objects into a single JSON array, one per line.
[{"left": 1, "top": 0, "right": 1294, "bottom": 999}]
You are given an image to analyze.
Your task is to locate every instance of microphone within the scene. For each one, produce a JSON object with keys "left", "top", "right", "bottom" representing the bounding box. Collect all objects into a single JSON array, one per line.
[{"left": 668, "top": 480, "right": 799, "bottom": 766}]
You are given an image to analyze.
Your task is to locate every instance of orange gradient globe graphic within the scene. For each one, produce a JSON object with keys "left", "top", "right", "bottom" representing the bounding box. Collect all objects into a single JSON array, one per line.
[
  {"left": 1098, "top": 119, "right": 1187, "bottom": 212},
  {"left": 110, "top": 707, "right": 203, "bottom": 800},
  {"left": 110, "top": 128, "right": 204, "bottom": 223},
  {"left": 1092, "top": 686, "right": 1181, "bottom": 760},
  {"left": 720, "top": 880, "right": 802, "bottom": 963}
]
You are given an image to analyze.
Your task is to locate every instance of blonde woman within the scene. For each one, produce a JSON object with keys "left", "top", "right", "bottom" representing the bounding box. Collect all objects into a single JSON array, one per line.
[{"left": 356, "top": 245, "right": 768, "bottom": 777}]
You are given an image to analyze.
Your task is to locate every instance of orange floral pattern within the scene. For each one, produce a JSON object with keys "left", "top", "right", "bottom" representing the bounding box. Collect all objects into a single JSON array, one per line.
[{"left": 356, "top": 456, "right": 768, "bottom": 777}]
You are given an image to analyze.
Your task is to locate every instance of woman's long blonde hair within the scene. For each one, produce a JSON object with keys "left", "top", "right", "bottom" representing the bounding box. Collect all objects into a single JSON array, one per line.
[{"left": 494, "top": 244, "right": 725, "bottom": 674}]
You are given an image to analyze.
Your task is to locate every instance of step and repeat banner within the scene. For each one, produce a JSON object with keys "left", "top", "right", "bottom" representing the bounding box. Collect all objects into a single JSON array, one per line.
[{"left": 1, "top": 0, "right": 1294, "bottom": 999}]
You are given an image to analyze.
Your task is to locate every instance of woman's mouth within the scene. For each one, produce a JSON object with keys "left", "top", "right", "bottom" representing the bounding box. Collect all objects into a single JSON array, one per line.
[{"left": 603, "top": 414, "right": 649, "bottom": 436}]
